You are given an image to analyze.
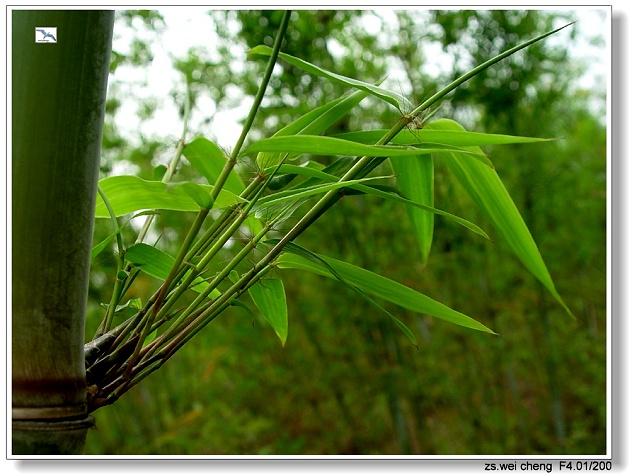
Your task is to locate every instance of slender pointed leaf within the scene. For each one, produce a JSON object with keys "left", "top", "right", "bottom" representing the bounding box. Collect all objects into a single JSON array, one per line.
[
  {"left": 255, "top": 175, "right": 389, "bottom": 209},
  {"left": 410, "top": 22, "right": 576, "bottom": 117},
  {"left": 261, "top": 164, "right": 489, "bottom": 240},
  {"left": 91, "top": 211, "right": 160, "bottom": 260},
  {"left": 390, "top": 153, "right": 435, "bottom": 265},
  {"left": 427, "top": 119, "right": 573, "bottom": 318},
  {"left": 256, "top": 89, "right": 369, "bottom": 168},
  {"left": 270, "top": 241, "right": 418, "bottom": 347},
  {"left": 248, "top": 278, "right": 288, "bottom": 345},
  {"left": 249, "top": 45, "right": 411, "bottom": 111},
  {"left": 91, "top": 223, "right": 127, "bottom": 260},
  {"left": 334, "top": 129, "right": 557, "bottom": 147},
  {"left": 275, "top": 250, "right": 495, "bottom": 334},
  {"left": 125, "top": 243, "right": 175, "bottom": 282},
  {"left": 243, "top": 135, "right": 491, "bottom": 166}
]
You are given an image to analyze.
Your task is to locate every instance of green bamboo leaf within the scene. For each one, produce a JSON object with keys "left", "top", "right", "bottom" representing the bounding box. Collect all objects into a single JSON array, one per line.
[
  {"left": 143, "top": 329, "right": 158, "bottom": 346},
  {"left": 94, "top": 175, "right": 245, "bottom": 218},
  {"left": 334, "top": 129, "right": 557, "bottom": 147},
  {"left": 427, "top": 118, "right": 574, "bottom": 319},
  {"left": 230, "top": 298, "right": 256, "bottom": 320},
  {"left": 256, "top": 89, "right": 369, "bottom": 168},
  {"left": 261, "top": 164, "right": 489, "bottom": 240},
  {"left": 249, "top": 45, "right": 411, "bottom": 111},
  {"left": 271, "top": 241, "right": 418, "bottom": 347},
  {"left": 91, "top": 224, "right": 126, "bottom": 260},
  {"left": 275, "top": 250, "right": 495, "bottom": 334},
  {"left": 254, "top": 175, "right": 388, "bottom": 210},
  {"left": 248, "top": 278, "right": 288, "bottom": 346},
  {"left": 243, "top": 135, "right": 491, "bottom": 166},
  {"left": 124, "top": 243, "right": 220, "bottom": 297},
  {"left": 91, "top": 211, "right": 160, "bottom": 260},
  {"left": 182, "top": 137, "right": 245, "bottom": 195},
  {"left": 390, "top": 154, "right": 434, "bottom": 265},
  {"left": 125, "top": 243, "right": 175, "bottom": 281},
  {"left": 181, "top": 137, "right": 262, "bottom": 235},
  {"left": 166, "top": 181, "right": 214, "bottom": 209}
]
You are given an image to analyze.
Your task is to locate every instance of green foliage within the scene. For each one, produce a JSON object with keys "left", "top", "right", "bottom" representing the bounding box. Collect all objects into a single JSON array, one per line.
[
  {"left": 275, "top": 247, "right": 493, "bottom": 335},
  {"left": 183, "top": 138, "right": 245, "bottom": 194},
  {"left": 94, "top": 175, "right": 242, "bottom": 217},
  {"left": 390, "top": 152, "right": 434, "bottom": 264},
  {"left": 84, "top": 9, "right": 606, "bottom": 456},
  {"left": 249, "top": 278, "right": 288, "bottom": 345},
  {"left": 426, "top": 118, "right": 573, "bottom": 317}
]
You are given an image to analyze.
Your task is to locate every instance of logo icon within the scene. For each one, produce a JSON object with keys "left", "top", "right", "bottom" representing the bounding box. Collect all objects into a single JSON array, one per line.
[{"left": 35, "top": 27, "right": 57, "bottom": 43}]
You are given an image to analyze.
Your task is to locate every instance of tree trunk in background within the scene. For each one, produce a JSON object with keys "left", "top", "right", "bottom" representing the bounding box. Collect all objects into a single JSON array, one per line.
[{"left": 12, "top": 10, "right": 114, "bottom": 455}]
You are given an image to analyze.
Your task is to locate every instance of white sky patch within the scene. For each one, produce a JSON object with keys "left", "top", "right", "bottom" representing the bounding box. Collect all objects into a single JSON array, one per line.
[{"left": 360, "top": 11, "right": 382, "bottom": 35}]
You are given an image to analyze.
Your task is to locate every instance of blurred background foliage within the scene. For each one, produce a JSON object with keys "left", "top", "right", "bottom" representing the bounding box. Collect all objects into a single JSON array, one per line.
[{"left": 84, "top": 9, "right": 606, "bottom": 455}]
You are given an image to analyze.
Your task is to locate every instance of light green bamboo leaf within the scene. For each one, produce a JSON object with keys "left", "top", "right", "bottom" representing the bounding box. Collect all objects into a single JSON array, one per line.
[
  {"left": 91, "top": 210, "right": 161, "bottom": 260},
  {"left": 255, "top": 198, "right": 306, "bottom": 224},
  {"left": 91, "top": 224, "right": 126, "bottom": 260},
  {"left": 94, "top": 175, "right": 244, "bottom": 218},
  {"left": 181, "top": 138, "right": 263, "bottom": 235},
  {"left": 124, "top": 243, "right": 220, "bottom": 297},
  {"left": 166, "top": 182, "right": 214, "bottom": 209},
  {"left": 261, "top": 164, "right": 489, "bottom": 240},
  {"left": 248, "top": 278, "right": 288, "bottom": 346},
  {"left": 143, "top": 329, "right": 158, "bottom": 346},
  {"left": 275, "top": 251, "right": 495, "bottom": 334},
  {"left": 427, "top": 118, "right": 574, "bottom": 318},
  {"left": 390, "top": 154, "right": 434, "bottom": 265},
  {"left": 254, "top": 175, "right": 388, "bottom": 210},
  {"left": 249, "top": 45, "right": 411, "bottom": 111},
  {"left": 270, "top": 241, "right": 418, "bottom": 347},
  {"left": 125, "top": 243, "right": 175, "bottom": 282},
  {"left": 256, "top": 89, "right": 369, "bottom": 168},
  {"left": 334, "top": 128, "right": 557, "bottom": 147},
  {"left": 182, "top": 137, "right": 245, "bottom": 195},
  {"left": 243, "top": 135, "right": 491, "bottom": 166}
]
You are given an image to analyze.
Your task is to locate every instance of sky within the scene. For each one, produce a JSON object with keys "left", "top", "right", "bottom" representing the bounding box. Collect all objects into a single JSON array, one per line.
[{"left": 108, "top": 7, "right": 610, "bottom": 152}]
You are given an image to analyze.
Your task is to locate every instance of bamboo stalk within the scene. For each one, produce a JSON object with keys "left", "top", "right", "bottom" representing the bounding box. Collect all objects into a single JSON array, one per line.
[{"left": 12, "top": 10, "right": 114, "bottom": 454}]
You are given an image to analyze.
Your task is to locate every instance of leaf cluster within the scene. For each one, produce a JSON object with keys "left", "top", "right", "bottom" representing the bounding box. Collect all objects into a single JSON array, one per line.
[{"left": 85, "top": 12, "right": 576, "bottom": 414}]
